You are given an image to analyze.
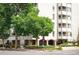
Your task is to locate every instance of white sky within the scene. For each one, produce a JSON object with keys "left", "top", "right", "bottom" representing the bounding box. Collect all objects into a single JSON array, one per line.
[
  {"left": 72, "top": 3, "right": 79, "bottom": 40},
  {"left": 38, "top": 3, "right": 79, "bottom": 40}
]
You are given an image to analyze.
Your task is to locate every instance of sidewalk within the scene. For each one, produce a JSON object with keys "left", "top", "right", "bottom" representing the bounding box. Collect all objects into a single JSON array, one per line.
[{"left": 62, "top": 47, "right": 79, "bottom": 50}]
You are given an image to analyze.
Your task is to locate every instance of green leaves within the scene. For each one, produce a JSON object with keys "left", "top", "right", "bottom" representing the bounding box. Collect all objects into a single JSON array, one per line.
[
  {"left": 11, "top": 3, "right": 38, "bottom": 36},
  {"left": 25, "top": 15, "right": 41, "bottom": 37},
  {"left": 0, "top": 4, "right": 11, "bottom": 39},
  {"left": 0, "top": 3, "right": 54, "bottom": 41},
  {"left": 39, "top": 17, "right": 53, "bottom": 36}
]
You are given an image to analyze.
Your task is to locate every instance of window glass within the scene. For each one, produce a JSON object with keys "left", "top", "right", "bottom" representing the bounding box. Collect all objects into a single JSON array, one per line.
[{"left": 53, "top": 14, "right": 55, "bottom": 20}]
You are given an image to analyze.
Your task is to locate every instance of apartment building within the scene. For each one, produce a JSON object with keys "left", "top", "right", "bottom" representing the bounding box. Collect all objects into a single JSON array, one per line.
[{"left": 52, "top": 3, "right": 72, "bottom": 44}]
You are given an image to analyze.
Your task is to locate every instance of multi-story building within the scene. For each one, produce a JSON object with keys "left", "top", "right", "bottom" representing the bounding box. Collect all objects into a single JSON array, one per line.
[
  {"left": 4, "top": 3, "right": 72, "bottom": 47},
  {"left": 52, "top": 3, "right": 72, "bottom": 44}
]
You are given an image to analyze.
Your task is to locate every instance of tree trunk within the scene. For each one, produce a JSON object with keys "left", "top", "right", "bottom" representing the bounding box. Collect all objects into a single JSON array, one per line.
[
  {"left": 2, "top": 39, "right": 5, "bottom": 49},
  {"left": 36, "top": 37, "right": 38, "bottom": 46},
  {"left": 15, "top": 34, "right": 18, "bottom": 49},
  {"left": 42, "top": 36, "right": 45, "bottom": 46}
]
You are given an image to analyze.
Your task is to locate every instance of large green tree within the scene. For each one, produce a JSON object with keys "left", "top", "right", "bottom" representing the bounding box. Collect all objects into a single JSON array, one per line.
[
  {"left": 0, "top": 4, "right": 12, "bottom": 49},
  {"left": 11, "top": 3, "right": 39, "bottom": 48},
  {"left": 24, "top": 14, "right": 53, "bottom": 46},
  {"left": 24, "top": 12, "right": 41, "bottom": 46},
  {"left": 39, "top": 17, "right": 53, "bottom": 46}
]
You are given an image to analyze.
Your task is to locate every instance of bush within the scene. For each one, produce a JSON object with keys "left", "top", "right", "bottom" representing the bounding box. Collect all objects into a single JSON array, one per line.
[
  {"left": 24, "top": 45, "right": 62, "bottom": 50},
  {"left": 24, "top": 45, "right": 43, "bottom": 49}
]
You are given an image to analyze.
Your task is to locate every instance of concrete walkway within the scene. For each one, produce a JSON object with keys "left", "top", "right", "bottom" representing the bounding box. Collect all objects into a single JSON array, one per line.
[{"left": 62, "top": 47, "right": 79, "bottom": 50}]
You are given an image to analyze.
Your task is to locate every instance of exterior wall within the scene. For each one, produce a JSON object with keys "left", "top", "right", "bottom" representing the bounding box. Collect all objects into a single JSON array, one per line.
[{"left": 45, "top": 3, "right": 72, "bottom": 42}]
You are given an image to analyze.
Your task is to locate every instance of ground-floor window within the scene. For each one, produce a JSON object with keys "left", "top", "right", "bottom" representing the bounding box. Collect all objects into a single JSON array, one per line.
[
  {"left": 24, "top": 40, "right": 36, "bottom": 46},
  {"left": 24, "top": 40, "right": 29, "bottom": 45},
  {"left": 11, "top": 40, "right": 20, "bottom": 48},
  {"left": 31, "top": 40, "right": 36, "bottom": 45}
]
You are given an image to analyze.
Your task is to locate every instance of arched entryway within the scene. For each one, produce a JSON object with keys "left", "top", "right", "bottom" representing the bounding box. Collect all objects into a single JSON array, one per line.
[
  {"left": 39, "top": 39, "right": 47, "bottom": 46},
  {"left": 48, "top": 40, "right": 54, "bottom": 45}
]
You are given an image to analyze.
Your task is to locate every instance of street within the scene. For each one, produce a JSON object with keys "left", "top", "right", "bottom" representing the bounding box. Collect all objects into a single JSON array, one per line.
[{"left": 0, "top": 48, "right": 79, "bottom": 55}]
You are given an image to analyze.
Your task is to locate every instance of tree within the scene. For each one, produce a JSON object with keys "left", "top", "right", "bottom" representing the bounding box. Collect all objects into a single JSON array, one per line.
[
  {"left": 24, "top": 16, "right": 53, "bottom": 46},
  {"left": 0, "top": 4, "right": 11, "bottom": 49},
  {"left": 24, "top": 12, "right": 41, "bottom": 46},
  {"left": 11, "top": 3, "right": 38, "bottom": 48},
  {"left": 39, "top": 17, "right": 53, "bottom": 46}
]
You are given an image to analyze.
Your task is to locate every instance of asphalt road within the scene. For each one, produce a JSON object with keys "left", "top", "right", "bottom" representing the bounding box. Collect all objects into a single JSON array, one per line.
[{"left": 0, "top": 49, "right": 79, "bottom": 55}]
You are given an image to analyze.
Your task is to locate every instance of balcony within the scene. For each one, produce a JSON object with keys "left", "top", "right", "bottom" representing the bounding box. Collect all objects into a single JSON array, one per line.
[
  {"left": 58, "top": 36, "right": 68, "bottom": 39},
  {"left": 58, "top": 11, "right": 71, "bottom": 16},
  {"left": 67, "top": 3, "right": 72, "bottom": 8},
  {"left": 58, "top": 19, "right": 71, "bottom": 24},
  {"left": 58, "top": 28, "right": 72, "bottom": 32},
  {"left": 58, "top": 6, "right": 67, "bottom": 11},
  {"left": 58, "top": 23, "right": 71, "bottom": 28},
  {"left": 58, "top": 20, "right": 67, "bottom": 23},
  {"left": 58, "top": 3, "right": 66, "bottom": 7},
  {"left": 58, "top": 28, "right": 67, "bottom": 32},
  {"left": 58, "top": 14, "right": 67, "bottom": 19},
  {"left": 58, "top": 36, "right": 72, "bottom": 39},
  {"left": 58, "top": 11, "right": 66, "bottom": 15}
]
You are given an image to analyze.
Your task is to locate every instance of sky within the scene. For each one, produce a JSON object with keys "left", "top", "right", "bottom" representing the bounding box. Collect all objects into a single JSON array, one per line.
[{"left": 38, "top": 3, "right": 79, "bottom": 40}]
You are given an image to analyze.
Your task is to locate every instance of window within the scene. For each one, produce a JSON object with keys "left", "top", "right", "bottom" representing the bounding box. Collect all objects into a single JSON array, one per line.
[
  {"left": 53, "top": 31, "right": 54, "bottom": 36},
  {"left": 67, "top": 7, "right": 71, "bottom": 12},
  {"left": 52, "top": 6, "right": 55, "bottom": 11},
  {"left": 68, "top": 24, "right": 71, "bottom": 28},
  {"left": 58, "top": 6, "right": 61, "bottom": 11},
  {"left": 59, "top": 23, "right": 66, "bottom": 28},
  {"left": 58, "top": 15, "right": 66, "bottom": 19},
  {"left": 68, "top": 16, "right": 71, "bottom": 20},
  {"left": 62, "top": 6, "right": 66, "bottom": 11},
  {"left": 58, "top": 15, "right": 62, "bottom": 19},
  {"left": 59, "top": 23, "right": 61, "bottom": 27},
  {"left": 59, "top": 32, "right": 62, "bottom": 36},
  {"left": 58, "top": 6, "right": 67, "bottom": 11},
  {"left": 63, "top": 32, "right": 66, "bottom": 36},
  {"left": 70, "top": 32, "right": 72, "bottom": 36},
  {"left": 62, "top": 15, "right": 66, "bottom": 19},
  {"left": 62, "top": 23, "right": 66, "bottom": 27},
  {"left": 53, "top": 14, "right": 55, "bottom": 20},
  {"left": 52, "top": 23, "right": 54, "bottom": 29}
]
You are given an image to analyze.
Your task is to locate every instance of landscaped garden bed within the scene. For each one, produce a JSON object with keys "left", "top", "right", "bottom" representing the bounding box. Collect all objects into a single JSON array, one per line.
[{"left": 24, "top": 45, "right": 62, "bottom": 51}]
